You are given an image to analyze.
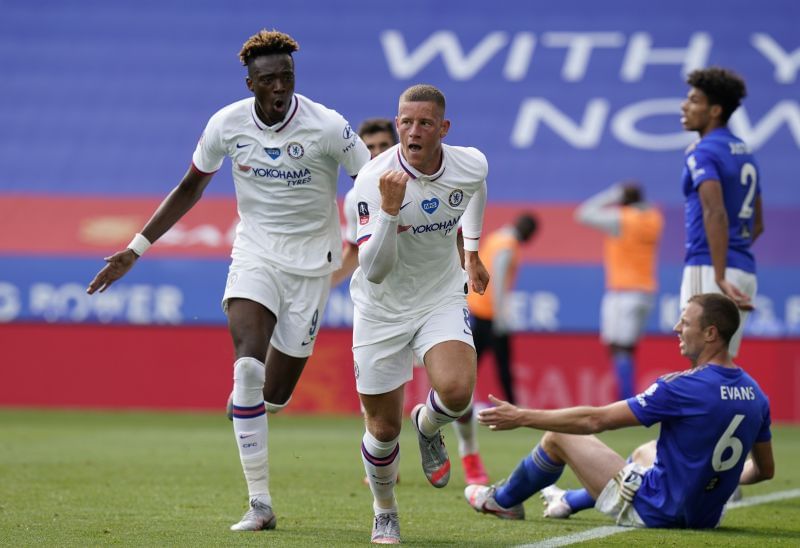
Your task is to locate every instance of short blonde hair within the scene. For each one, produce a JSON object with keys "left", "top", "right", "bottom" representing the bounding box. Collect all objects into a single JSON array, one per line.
[{"left": 399, "top": 84, "right": 446, "bottom": 112}]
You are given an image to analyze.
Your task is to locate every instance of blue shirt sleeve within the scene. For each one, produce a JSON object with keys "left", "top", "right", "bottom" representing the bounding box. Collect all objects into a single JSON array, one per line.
[
  {"left": 686, "top": 145, "right": 720, "bottom": 188},
  {"left": 626, "top": 377, "right": 685, "bottom": 428}
]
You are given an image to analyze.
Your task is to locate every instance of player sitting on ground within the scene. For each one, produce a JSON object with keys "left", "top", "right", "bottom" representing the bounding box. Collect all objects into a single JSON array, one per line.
[{"left": 465, "top": 293, "right": 773, "bottom": 529}]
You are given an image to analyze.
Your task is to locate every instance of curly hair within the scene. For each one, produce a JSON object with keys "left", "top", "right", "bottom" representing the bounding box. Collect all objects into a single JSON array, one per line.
[
  {"left": 239, "top": 30, "right": 299, "bottom": 66},
  {"left": 686, "top": 67, "right": 747, "bottom": 123}
]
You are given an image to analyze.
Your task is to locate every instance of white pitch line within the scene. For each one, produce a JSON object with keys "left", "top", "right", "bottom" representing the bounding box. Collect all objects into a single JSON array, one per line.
[
  {"left": 726, "top": 488, "right": 800, "bottom": 509},
  {"left": 516, "top": 488, "right": 800, "bottom": 548},
  {"left": 517, "top": 525, "right": 631, "bottom": 547}
]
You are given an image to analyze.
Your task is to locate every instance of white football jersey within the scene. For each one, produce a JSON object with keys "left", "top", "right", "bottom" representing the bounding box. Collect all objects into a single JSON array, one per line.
[
  {"left": 192, "top": 94, "right": 370, "bottom": 276},
  {"left": 350, "top": 144, "right": 488, "bottom": 320}
]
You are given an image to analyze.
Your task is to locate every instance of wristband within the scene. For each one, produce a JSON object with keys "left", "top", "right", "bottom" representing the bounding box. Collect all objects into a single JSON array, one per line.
[
  {"left": 463, "top": 237, "right": 480, "bottom": 252},
  {"left": 127, "top": 233, "right": 152, "bottom": 257}
]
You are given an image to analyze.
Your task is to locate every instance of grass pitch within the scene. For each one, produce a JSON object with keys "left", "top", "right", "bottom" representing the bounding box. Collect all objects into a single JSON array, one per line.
[{"left": 1, "top": 409, "right": 798, "bottom": 546}]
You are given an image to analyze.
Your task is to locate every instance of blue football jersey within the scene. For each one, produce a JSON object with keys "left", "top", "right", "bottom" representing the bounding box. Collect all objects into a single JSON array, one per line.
[
  {"left": 682, "top": 127, "right": 761, "bottom": 273},
  {"left": 626, "top": 365, "right": 771, "bottom": 528}
]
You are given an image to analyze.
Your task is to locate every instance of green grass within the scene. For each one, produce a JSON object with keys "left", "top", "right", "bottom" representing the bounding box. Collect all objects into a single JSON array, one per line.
[{"left": 0, "top": 409, "right": 798, "bottom": 546}]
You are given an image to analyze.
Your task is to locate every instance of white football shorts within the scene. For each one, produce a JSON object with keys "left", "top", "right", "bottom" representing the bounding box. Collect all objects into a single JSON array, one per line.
[
  {"left": 680, "top": 265, "right": 757, "bottom": 357},
  {"left": 222, "top": 249, "right": 331, "bottom": 358},
  {"left": 595, "top": 462, "right": 648, "bottom": 528},
  {"left": 352, "top": 298, "right": 475, "bottom": 395},
  {"left": 600, "top": 290, "right": 655, "bottom": 347}
]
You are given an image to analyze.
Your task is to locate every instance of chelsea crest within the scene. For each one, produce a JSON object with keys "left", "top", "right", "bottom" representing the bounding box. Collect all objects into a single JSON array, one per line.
[{"left": 287, "top": 142, "right": 305, "bottom": 159}]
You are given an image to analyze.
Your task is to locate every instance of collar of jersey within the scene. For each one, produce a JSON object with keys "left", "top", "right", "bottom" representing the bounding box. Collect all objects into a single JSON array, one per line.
[
  {"left": 703, "top": 126, "right": 733, "bottom": 140},
  {"left": 396, "top": 148, "right": 446, "bottom": 183},
  {"left": 250, "top": 95, "right": 299, "bottom": 133}
]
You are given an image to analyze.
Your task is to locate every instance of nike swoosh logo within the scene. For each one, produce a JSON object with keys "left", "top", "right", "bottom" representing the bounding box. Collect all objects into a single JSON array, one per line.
[
  {"left": 236, "top": 143, "right": 251, "bottom": 148},
  {"left": 400, "top": 202, "right": 412, "bottom": 210},
  {"left": 301, "top": 341, "right": 311, "bottom": 346},
  {"left": 239, "top": 433, "right": 256, "bottom": 439},
  {"left": 463, "top": 329, "right": 472, "bottom": 336}
]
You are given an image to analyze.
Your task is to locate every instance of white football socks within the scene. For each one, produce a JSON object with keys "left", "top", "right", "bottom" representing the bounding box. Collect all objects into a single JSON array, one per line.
[
  {"left": 231, "top": 357, "right": 271, "bottom": 507},
  {"left": 417, "top": 389, "right": 467, "bottom": 438},
  {"left": 361, "top": 430, "right": 399, "bottom": 514}
]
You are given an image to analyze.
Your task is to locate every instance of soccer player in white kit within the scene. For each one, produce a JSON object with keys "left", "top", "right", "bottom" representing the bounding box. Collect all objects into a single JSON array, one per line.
[
  {"left": 86, "top": 30, "right": 370, "bottom": 532},
  {"left": 350, "top": 84, "right": 489, "bottom": 544}
]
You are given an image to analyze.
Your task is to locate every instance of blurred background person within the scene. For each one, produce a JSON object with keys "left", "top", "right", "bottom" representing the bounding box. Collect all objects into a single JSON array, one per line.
[
  {"left": 454, "top": 212, "right": 538, "bottom": 485},
  {"left": 466, "top": 213, "right": 539, "bottom": 404},
  {"left": 679, "top": 67, "right": 763, "bottom": 356},
  {"left": 575, "top": 183, "right": 663, "bottom": 400}
]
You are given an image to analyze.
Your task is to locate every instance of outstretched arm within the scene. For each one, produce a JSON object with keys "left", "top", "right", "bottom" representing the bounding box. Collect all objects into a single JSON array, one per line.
[
  {"left": 478, "top": 395, "right": 640, "bottom": 434},
  {"left": 87, "top": 165, "right": 214, "bottom": 294}
]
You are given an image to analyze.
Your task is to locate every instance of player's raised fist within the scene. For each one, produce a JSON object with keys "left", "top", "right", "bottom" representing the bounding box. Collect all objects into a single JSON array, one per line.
[{"left": 378, "top": 170, "right": 409, "bottom": 215}]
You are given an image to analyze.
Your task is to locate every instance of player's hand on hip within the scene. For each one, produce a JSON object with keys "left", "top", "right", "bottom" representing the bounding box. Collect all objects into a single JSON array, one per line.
[
  {"left": 86, "top": 249, "right": 139, "bottom": 294},
  {"left": 465, "top": 252, "right": 490, "bottom": 295},
  {"left": 478, "top": 395, "right": 521, "bottom": 431},
  {"left": 718, "top": 279, "right": 755, "bottom": 311},
  {"left": 378, "top": 170, "right": 409, "bottom": 215}
]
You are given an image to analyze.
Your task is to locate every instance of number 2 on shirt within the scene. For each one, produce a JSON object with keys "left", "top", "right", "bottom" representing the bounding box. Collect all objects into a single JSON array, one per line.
[{"left": 738, "top": 163, "right": 757, "bottom": 220}]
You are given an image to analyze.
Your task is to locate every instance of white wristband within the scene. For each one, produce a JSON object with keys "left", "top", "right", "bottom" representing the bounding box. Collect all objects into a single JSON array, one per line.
[
  {"left": 127, "top": 233, "right": 152, "bottom": 257},
  {"left": 463, "top": 237, "right": 480, "bottom": 252}
]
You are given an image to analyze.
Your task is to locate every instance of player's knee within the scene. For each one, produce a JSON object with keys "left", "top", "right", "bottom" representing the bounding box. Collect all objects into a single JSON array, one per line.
[
  {"left": 540, "top": 431, "right": 564, "bottom": 457},
  {"left": 367, "top": 421, "right": 402, "bottom": 442},
  {"left": 447, "top": 396, "right": 473, "bottom": 416},
  {"left": 233, "top": 357, "right": 265, "bottom": 387},
  {"left": 631, "top": 440, "right": 657, "bottom": 466},
  {"left": 265, "top": 397, "right": 291, "bottom": 414}
]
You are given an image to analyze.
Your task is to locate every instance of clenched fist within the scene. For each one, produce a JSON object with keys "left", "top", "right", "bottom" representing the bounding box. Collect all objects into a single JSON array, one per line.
[{"left": 378, "top": 170, "right": 410, "bottom": 215}]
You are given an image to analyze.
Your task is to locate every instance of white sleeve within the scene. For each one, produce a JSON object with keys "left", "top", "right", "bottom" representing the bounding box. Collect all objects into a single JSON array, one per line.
[
  {"left": 461, "top": 179, "right": 487, "bottom": 251},
  {"left": 354, "top": 173, "right": 399, "bottom": 283},
  {"left": 358, "top": 209, "right": 399, "bottom": 283},
  {"left": 324, "top": 113, "right": 370, "bottom": 177},
  {"left": 191, "top": 113, "right": 226, "bottom": 174},
  {"left": 575, "top": 185, "right": 622, "bottom": 236},
  {"left": 343, "top": 188, "right": 358, "bottom": 245}
]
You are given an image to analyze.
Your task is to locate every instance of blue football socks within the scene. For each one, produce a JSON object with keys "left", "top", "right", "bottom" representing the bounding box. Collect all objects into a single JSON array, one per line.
[
  {"left": 564, "top": 488, "right": 596, "bottom": 512},
  {"left": 494, "top": 444, "right": 564, "bottom": 508}
]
